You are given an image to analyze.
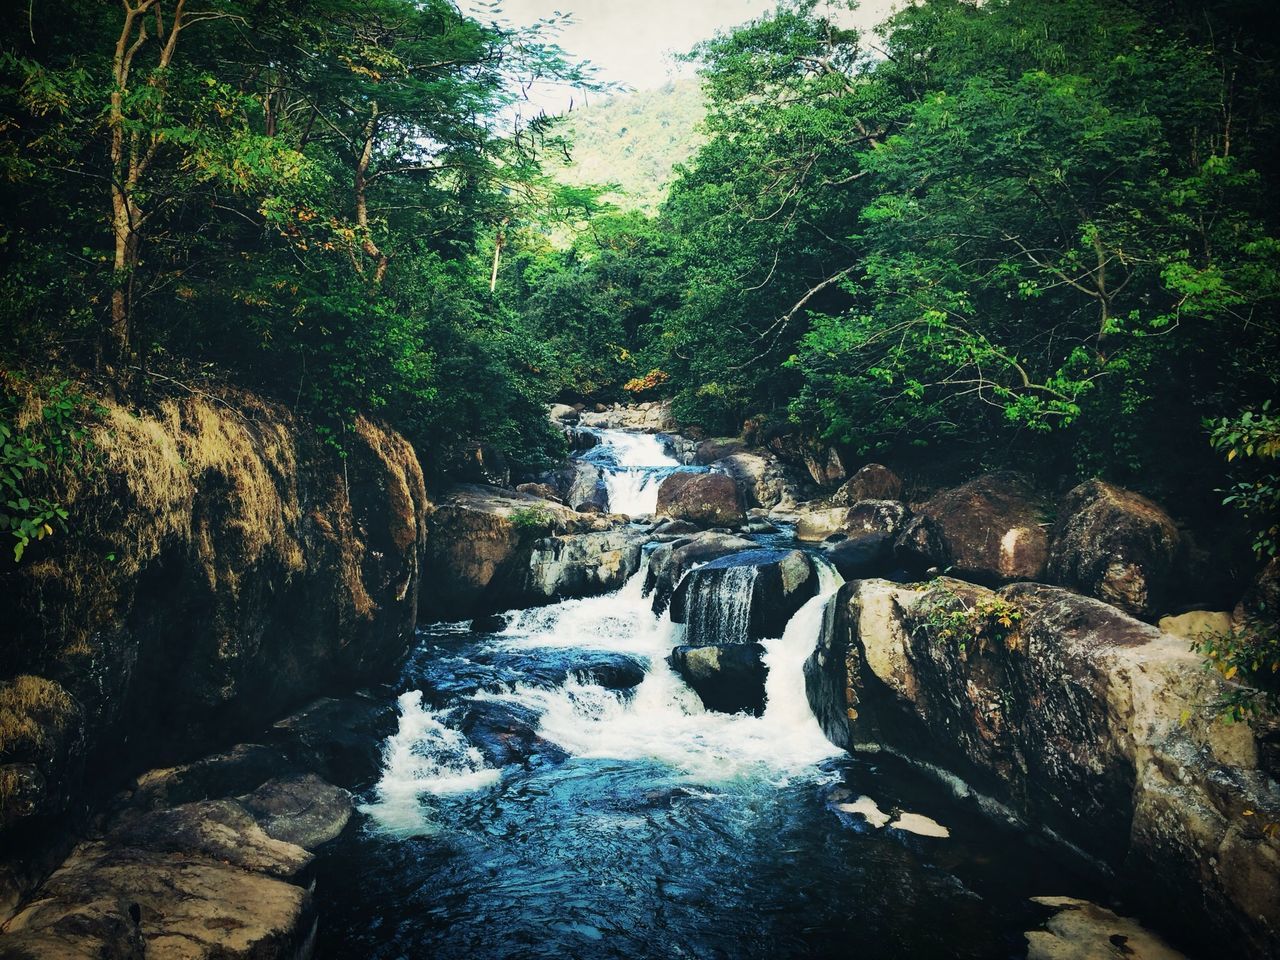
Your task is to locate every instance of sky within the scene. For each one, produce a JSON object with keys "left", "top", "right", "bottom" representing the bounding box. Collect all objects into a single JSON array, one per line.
[{"left": 462, "top": 0, "right": 903, "bottom": 108}]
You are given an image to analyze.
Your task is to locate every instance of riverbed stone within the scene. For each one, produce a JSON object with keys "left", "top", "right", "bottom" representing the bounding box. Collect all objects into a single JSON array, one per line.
[
  {"left": 1047, "top": 479, "right": 1181, "bottom": 620},
  {"left": 796, "top": 499, "right": 908, "bottom": 543},
  {"left": 668, "top": 644, "right": 768, "bottom": 715},
  {"left": 655, "top": 472, "right": 746, "bottom": 528}
]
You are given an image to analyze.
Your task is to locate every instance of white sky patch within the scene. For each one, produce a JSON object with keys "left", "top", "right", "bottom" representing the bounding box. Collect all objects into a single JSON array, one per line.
[{"left": 463, "top": 0, "right": 904, "bottom": 113}]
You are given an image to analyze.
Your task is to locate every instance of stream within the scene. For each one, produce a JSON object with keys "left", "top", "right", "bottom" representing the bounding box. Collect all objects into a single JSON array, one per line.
[{"left": 313, "top": 429, "right": 1103, "bottom": 959}]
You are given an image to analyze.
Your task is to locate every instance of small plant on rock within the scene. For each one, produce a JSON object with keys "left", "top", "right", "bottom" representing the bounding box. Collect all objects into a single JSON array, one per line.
[
  {"left": 510, "top": 507, "right": 556, "bottom": 533},
  {"left": 921, "top": 585, "right": 1023, "bottom": 655},
  {"left": 1193, "top": 609, "right": 1280, "bottom": 723}
]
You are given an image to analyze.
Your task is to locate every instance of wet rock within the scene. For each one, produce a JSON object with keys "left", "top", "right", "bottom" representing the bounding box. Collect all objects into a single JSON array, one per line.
[
  {"left": 457, "top": 700, "right": 568, "bottom": 768},
  {"left": 239, "top": 774, "right": 352, "bottom": 850},
  {"left": 470, "top": 613, "right": 507, "bottom": 633},
  {"left": 648, "top": 518, "right": 700, "bottom": 537},
  {"left": 266, "top": 695, "right": 398, "bottom": 788},
  {"left": 125, "top": 743, "right": 292, "bottom": 811},
  {"left": 916, "top": 471, "right": 1049, "bottom": 584},
  {"left": 668, "top": 644, "right": 768, "bottom": 715},
  {"left": 569, "top": 653, "right": 647, "bottom": 691},
  {"left": 806, "top": 576, "right": 1280, "bottom": 958},
  {"left": 1025, "top": 897, "right": 1187, "bottom": 960},
  {"left": 1048, "top": 479, "right": 1181, "bottom": 620},
  {"left": 823, "top": 532, "right": 895, "bottom": 581},
  {"left": 655, "top": 472, "right": 747, "bottom": 528},
  {"left": 670, "top": 548, "right": 816, "bottom": 644},
  {"left": 831, "top": 464, "right": 903, "bottom": 506},
  {"left": 644, "top": 532, "right": 756, "bottom": 613},
  {"left": 796, "top": 505, "right": 854, "bottom": 542}
]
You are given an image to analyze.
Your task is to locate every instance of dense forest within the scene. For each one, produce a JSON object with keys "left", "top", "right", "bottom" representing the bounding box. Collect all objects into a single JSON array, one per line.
[{"left": 2, "top": 0, "right": 1278, "bottom": 544}]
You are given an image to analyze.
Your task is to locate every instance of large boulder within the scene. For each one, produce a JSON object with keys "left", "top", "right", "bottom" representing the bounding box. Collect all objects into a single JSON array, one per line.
[
  {"left": 893, "top": 514, "right": 949, "bottom": 577},
  {"left": 830, "top": 464, "right": 903, "bottom": 506},
  {"left": 655, "top": 472, "right": 746, "bottom": 528},
  {"left": 1047, "top": 479, "right": 1181, "bottom": 620},
  {"left": 548, "top": 403, "right": 580, "bottom": 426},
  {"left": 710, "top": 452, "right": 802, "bottom": 511},
  {"left": 805, "top": 577, "right": 1280, "bottom": 958},
  {"left": 795, "top": 499, "right": 909, "bottom": 543},
  {"left": 541, "top": 461, "right": 609, "bottom": 512},
  {"left": 424, "top": 485, "right": 646, "bottom": 619},
  {"left": 669, "top": 549, "right": 816, "bottom": 645},
  {"left": 644, "top": 532, "right": 756, "bottom": 614},
  {"left": 915, "top": 471, "right": 1049, "bottom": 584},
  {"left": 823, "top": 533, "right": 896, "bottom": 581},
  {"left": 668, "top": 644, "right": 768, "bottom": 715},
  {"left": 695, "top": 437, "right": 748, "bottom": 465}
]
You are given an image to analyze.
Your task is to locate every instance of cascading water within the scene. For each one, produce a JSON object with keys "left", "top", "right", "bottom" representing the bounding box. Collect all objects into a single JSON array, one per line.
[
  {"left": 316, "top": 431, "right": 1105, "bottom": 959},
  {"left": 576, "top": 429, "right": 687, "bottom": 516},
  {"left": 679, "top": 563, "right": 759, "bottom": 647}
]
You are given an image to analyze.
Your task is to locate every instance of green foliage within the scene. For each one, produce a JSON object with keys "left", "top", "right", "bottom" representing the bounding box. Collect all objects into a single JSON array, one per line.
[
  {"left": 0, "top": 0, "right": 594, "bottom": 465},
  {"left": 0, "top": 374, "right": 101, "bottom": 561},
  {"left": 555, "top": 79, "right": 706, "bottom": 212},
  {"left": 1210, "top": 403, "right": 1280, "bottom": 559},
  {"left": 919, "top": 585, "right": 1023, "bottom": 655},
  {"left": 509, "top": 506, "right": 555, "bottom": 532},
  {"left": 1194, "top": 611, "right": 1280, "bottom": 722}
]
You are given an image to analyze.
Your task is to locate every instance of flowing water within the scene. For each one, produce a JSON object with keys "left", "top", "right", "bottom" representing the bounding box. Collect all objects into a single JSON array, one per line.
[
  {"left": 313, "top": 432, "right": 1110, "bottom": 959},
  {"left": 577, "top": 429, "right": 687, "bottom": 516}
]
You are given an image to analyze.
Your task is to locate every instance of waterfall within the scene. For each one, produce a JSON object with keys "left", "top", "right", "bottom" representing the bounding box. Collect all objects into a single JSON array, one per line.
[
  {"left": 361, "top": 690, "right": 500, "bottom": 836},
  {"left": 577, "top": 429, "right": 685, "bottom": 517},
  {"left": 681, "top": 564, "right": 759, "bottom": 647},
  {"left": 758, "top": 558, "right": 844, "bottom": 751}
]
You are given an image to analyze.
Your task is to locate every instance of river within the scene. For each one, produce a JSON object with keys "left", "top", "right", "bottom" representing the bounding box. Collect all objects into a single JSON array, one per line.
[{"left": 312, "top": 429, "right": 1101, "bottom": 959}]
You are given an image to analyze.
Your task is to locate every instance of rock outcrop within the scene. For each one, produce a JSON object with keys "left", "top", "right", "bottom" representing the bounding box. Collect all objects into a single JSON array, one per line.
[
  {"left": 1, "top": 389, "right": 427, "bottom": 882},
  {"left": 424, "top": 485, "right": 649, "bottom": 619},
  {"left": 578, "top": 401, "right": 676, "bottom": 433},
  {"left": 1047, "top": 479, "right": 1181, "bottom": 620},
  {"left": 655, "top": 472, "right": 746, "bottom": 528},
  {"left": 805, "top": 577, "right": 1280, "bottom": 957},
  {"left": 914, "top": 471, "right": 1049, "bottom": 583}
]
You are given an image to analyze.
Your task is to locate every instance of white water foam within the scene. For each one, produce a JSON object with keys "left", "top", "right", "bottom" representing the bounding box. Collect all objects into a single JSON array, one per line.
[
  {"left": 480, "top": 557, "right": 844, "bottom": 783},
  {"left": 360, "top": 690, "right": 501, "bottom": 836},
  {"left": 589, "top": 430, "right": 681, "bottom": 517}
]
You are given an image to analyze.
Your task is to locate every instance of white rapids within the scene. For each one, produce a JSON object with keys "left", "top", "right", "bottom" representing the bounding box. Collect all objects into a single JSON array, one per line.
[
  {"left": 586, "top": 429, "right": 683, "bottom": 517},
  {"left": 361, "top": 428, "right": 844, "bottom": 835}
]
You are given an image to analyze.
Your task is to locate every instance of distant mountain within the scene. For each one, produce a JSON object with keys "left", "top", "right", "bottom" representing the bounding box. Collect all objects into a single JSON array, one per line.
[{"left": 553, "top": 78, "right": 705, "bottom": 213}]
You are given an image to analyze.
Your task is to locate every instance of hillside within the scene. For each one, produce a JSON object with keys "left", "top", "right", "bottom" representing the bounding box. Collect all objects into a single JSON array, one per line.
[{"left": 554, "top": 78, "right": 705, "bottom": 212}]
